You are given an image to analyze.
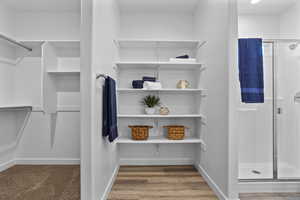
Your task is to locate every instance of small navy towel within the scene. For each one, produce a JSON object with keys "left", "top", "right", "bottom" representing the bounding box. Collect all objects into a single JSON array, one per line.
[
  {"left": 238, "top": 38, "right": 264, "bottom": 103},
  {"left": 102, "top": 76, "right": 118, "bottom": 142}
]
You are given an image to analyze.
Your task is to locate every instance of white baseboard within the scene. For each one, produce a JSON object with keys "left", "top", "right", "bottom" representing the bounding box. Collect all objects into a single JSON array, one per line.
[
  {"left": 195, "top": 164, "right": 239, "bottom": 200},
  {"left": 239, "top": 181, "right": 300, "bottom": 193},
  {"left": 15, "top": 158, "right": 80, "bottom": 165},
  {"left": 101, "top": 165, "right": 120, "bottom": 200},
  {"left": 120, "top": 158, "right": 194, "bottom": 166},
  {"left": 0, "top": 159, "right": 16, "bottom": 172},
  {"left": 0, "top": 158, "right": 80, "bottom": 172}
]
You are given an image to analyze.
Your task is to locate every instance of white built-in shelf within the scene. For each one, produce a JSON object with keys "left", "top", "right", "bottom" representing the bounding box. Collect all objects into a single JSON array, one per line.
[
  {"left": 118, "top": 114, "right": 204, "bottom": 118},
  {"left": 117, "top": 88, "right": 205, "bottom": 93},
  {"left": 116, "top": 137, "right": 204, "bottom": 144},
  {"left": 115, "top": 61, "right": 205, "bottom": 70},
  {"left": 0, "top": 105, "right": 32, "bottom": 111},
  {"left": 115, "top": 39, "right": 206, "bottom": 49},
  {"left": 47, "top": 70, "right": 80, "bottom": 75},
  {"left": 32, "top": 106, "right": 80, "bottom": 112}
]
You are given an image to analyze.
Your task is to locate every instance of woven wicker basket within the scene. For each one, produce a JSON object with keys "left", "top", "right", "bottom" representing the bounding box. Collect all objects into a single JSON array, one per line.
[
  {"left": 164, "top": 125, "right": 185, "bottom": 140},
  {"left": 128, "top": 126, "right": 153, "bottom": 140}
]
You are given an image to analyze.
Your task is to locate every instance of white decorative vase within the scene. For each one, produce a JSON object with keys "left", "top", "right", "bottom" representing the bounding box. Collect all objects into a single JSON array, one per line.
[{"left": 145, "top": 107, "right": 156, "bottom": 115}]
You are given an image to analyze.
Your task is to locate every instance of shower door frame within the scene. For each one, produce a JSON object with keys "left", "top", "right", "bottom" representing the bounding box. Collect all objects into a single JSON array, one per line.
[{"left": 240, "top": 39, "right": 300, "bottom": 182}]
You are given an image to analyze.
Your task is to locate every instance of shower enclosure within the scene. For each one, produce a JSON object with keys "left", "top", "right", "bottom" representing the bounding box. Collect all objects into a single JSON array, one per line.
[{"left": 238, "top": 39, "right": 300, "bottom": 181}]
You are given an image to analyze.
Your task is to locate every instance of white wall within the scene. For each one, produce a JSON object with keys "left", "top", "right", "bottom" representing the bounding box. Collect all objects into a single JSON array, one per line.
[
  {"left": 0, "top": 3, "right": 15, "bottom": 37},
  {"left": 15, "top": 12, "right": 80, "bottom": 40},
  {"left": 195, "top": 0, "right": 231, "bottom": 198},
  {"left": 280, "top": 2, "right": 300, "bottom": 39},
  {"left": 238, "top": 15, "right": 280, "bottom": 38},
  {"left": 80, "top": 0, "right": 93, "bottom": 199},
  {"left": 228, "top": 0, "right": 239, "bottom": 198},
  {"left": 0, "top": 3, "right": 16, "bottom": 105},
  {"left": 0, "top": 3, "right": 18, "bottom": 170},
  {"left": 91, "top": 0, "right": 119, "bottom": 199},
  {"left": 120, "top": 12, "right": 194, "bottom": 39}
]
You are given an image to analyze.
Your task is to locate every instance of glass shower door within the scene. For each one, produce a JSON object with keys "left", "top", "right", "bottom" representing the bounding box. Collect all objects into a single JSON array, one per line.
[
  {"left": 276, "top": 41, "right": 300, "bottom": 179},
  {"left": 238, "top": 42, "right": 274, "bottom": 180}
]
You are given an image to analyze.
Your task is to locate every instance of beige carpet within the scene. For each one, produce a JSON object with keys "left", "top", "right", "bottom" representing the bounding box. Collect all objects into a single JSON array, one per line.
[{"left": 0, "top": 165, "right": 80, "bottom": 200}]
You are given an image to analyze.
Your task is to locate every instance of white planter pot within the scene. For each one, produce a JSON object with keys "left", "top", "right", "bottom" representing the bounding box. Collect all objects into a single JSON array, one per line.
[{"left": 145, "top": 107, "right": 156, "bottom": 115}]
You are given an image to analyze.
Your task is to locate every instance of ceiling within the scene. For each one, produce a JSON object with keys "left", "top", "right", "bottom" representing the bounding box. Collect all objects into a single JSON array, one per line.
[
  {"left": 238, "top": 0, "right": 297, "bottom": 15},
  {"left": 3, "top": 0, "right": 296, "bottom": 15},
  {"left": 118, "top": 0, "right": 199, "bottom": 13},
  {"left": 2, "top": 0, "right": 80, "bottom": 12}
]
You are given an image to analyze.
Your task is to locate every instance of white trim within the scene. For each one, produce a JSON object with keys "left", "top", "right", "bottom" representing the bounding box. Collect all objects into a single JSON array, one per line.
[
  {"left": 15, "top": 158, "right": 80, "bottom": 165},
  {"left": 239, "top": 182, "right": 300, "bottom": 193},
  {"left": 0, "top": 159, "right": 16, "bottom": 172},
  {"left": 120, "top": 158, "right": 194, "bottom": 166},
  {"left": 100, "top": 165, "right": 120, "bottom": 200},
  {"left": 195, "top": 164, "right": 239, "bottom": 200},
  {"left": 0, "top": 158, "right": 80, "bottom": 172},
  {"left": 32, "top": 105, "right": 80, "bottom": 112}
]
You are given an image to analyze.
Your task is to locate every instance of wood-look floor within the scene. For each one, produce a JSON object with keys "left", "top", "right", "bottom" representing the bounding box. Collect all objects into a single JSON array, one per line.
[
  {"left": 240, "top": 193, "right": 300, "bottom": 200},
  {"left": 109, "top": 165, "right": 300, "bottom": 200},
  {"left": 108, "top": 165, "right": 218, "bottom": 200}
]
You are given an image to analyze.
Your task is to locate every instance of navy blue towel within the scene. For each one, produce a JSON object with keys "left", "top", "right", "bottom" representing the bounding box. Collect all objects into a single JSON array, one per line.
[
  {"left": 238, "top": 38, "right": 264, "bottom": 103},
  {"left": 142, "top": 76, "right": 156, "bottom": 82},
  {"left": 102, "top": 76, "right": 118, "bottom": 142}
]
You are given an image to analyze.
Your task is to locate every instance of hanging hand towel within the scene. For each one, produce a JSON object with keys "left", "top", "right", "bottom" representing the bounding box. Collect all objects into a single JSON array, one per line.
[
  {"left": 102, "top": 76, "right": 118, "bottom": 142},
  {"left": 238, "top": 38, "right": 264, "bottom": 103}
]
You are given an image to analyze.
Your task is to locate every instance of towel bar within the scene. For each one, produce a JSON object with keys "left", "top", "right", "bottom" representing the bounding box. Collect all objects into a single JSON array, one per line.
[{"left": 96, "top": 73, "right": 108, "bottom": 79}]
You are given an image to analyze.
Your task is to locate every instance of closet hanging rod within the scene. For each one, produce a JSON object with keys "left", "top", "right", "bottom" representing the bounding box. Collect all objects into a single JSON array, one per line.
[
  {"left": 0, "top": 33, "right": 32, "bottom": 52},
  {"left": 96, "top": 73, "right": 108, "bottom": 79}
]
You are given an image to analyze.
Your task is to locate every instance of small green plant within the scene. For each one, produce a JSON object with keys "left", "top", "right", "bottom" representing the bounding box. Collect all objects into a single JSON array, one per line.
[{"left": 141, "top": 95, "right": 161, "bottom": 108}]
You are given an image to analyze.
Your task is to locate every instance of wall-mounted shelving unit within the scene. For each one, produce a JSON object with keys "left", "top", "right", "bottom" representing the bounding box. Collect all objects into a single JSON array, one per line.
[
  {"left": 115, "top": 39, "right": 206, "bottom": 49},
  {"left": 117, "top": 88, "right": 206, "bottom": 93},
  {"left": 42, "top": 41, "right": 80, "bottom": 114},
  {"left": 116, "top": 137, "right": 204, "bottom": 144},
  {"left": 40, "top": 40, "right": 80, "bottom": 147},
  {"left": 115, "top": 38, "right": 207, "bottom": 146},
  {"left": 0, "top": 39, "right": 81, "bottom": 151},
  {"left": 47, "top": 70, "right": 80, "bottom": 75},
  {"left": 118, "top": 114, "right": 205, "bottom": 118},
  {"left": 115, "top": 61, "right": 205, "bottom": 70}
]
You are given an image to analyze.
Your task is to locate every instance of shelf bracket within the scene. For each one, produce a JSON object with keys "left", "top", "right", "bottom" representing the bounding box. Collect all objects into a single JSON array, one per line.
[
  {"left": 50, "top": 113, "right": 58, "bottom": 148},
  {"left": 155, "top": 144, "right": 160, "bottom": 155},
  {"left": 113, "top": 39, "right": 120, "bottom": 48},
  {"left": 196, "top": 41, "right": 207, "bottom": 50},
  {"left": 200, "top": 140, "right": 207, "bottom": 152},
  {"left": 0, "top": 107, "right": 32, "bottom": 154}
]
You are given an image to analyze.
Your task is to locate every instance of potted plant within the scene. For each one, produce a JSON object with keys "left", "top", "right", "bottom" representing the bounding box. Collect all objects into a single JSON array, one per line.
[{"left": 141, "top": 95, "right": 160, "bottom": 115}]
